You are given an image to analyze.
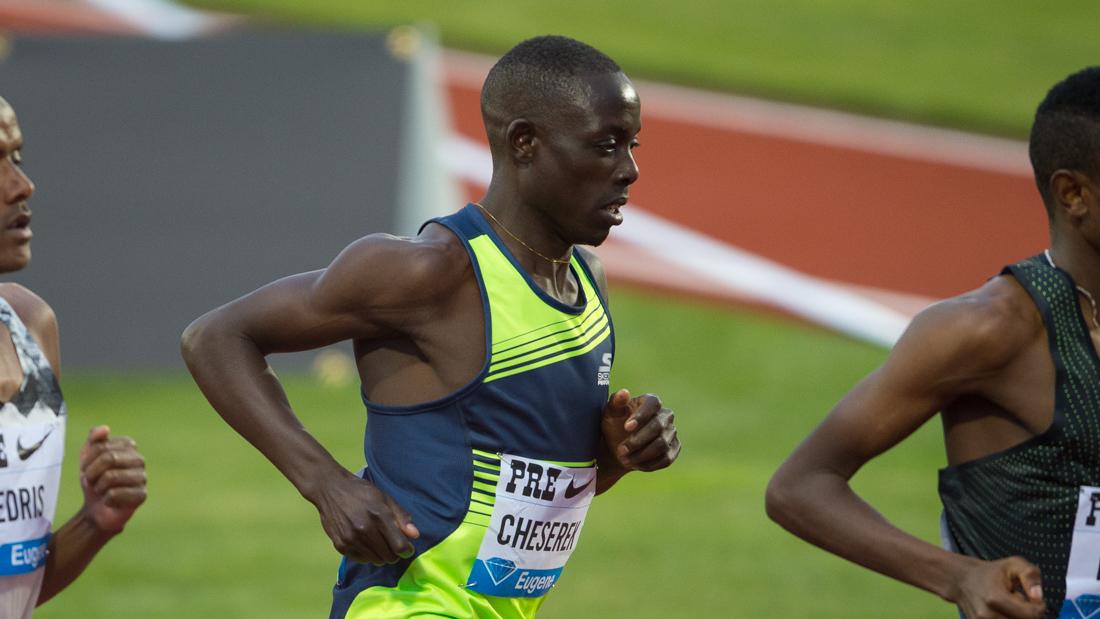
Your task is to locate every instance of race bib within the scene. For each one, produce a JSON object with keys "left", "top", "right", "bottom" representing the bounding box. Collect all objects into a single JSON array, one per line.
[
  {"left": 0, "top": 418, "right": 64, "bottom": 576},
  {"left": 465, "top": 454, "right": 596, "bottom": 598},
  {"left": 1061, "top": 486, "right": 1100, "bottom": 618}
]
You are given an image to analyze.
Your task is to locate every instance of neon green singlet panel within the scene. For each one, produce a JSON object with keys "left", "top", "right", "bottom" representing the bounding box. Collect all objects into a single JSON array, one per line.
[{"left": 336, "top": 205, "right": 613, "bottom": 619}]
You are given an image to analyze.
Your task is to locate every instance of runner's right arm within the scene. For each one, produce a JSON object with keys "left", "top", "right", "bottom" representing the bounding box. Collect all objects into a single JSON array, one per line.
[
  {"left": 766, "top": 280, "right": 1046, "bottom": 619},
  {"left": 180, "top": 234, "right": 454, "bottom": 565}
]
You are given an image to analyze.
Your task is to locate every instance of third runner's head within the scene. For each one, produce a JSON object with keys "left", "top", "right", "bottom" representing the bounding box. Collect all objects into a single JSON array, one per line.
[
  {"left": 0, "top": 96, "right": 33, "bottom": 274},
  {"left": 1030, "top": 67, "right": 1100, "bottom": 230},
  {"left": 480, "top": 35, "right": 641, "bottom": 247}
]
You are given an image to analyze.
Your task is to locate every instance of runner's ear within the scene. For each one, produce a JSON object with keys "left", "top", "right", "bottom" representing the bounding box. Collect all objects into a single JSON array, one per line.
[
  {"left": 506, "top": 119, "right": 536, "bottom": 164},
  {"left": 1050, "top": 169, "right": 1089, "bottom": 220}
]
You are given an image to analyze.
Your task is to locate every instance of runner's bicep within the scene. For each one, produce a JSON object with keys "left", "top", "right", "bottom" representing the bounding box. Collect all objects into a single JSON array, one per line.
[
  {"left": 793, "top": 314, "right": 978, "bottom": 476},
  {"left": 812, "top": 371, "right": 943, "bottom": 474},
  {"left": 224, "top": 270, "right": 390, "bottom": 355}
]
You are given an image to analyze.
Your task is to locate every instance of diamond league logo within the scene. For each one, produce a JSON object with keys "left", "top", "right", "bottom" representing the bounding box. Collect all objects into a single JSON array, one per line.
[
  {"left": 1064, "top": 594, "right": 1100, "bottom": 619},
  {"left": 483, "top": 557, "right": 517, "bottom": 586}
]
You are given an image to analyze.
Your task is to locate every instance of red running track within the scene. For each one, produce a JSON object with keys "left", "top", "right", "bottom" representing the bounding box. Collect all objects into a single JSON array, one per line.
[{"left": 443, "top": 51, "right": 1047, "bottom": 308}]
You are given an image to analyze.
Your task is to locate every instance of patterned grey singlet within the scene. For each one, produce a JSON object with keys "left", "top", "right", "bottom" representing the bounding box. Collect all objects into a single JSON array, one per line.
[{"left": 0, "top": 296, "right": 66, "bottom": 619}]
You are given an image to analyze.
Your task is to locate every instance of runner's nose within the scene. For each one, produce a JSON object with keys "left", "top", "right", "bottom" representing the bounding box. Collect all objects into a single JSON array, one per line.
[
  {"left": 4, "top": 163, "right": 34, "bottom": 205},
  {"left": 616, "top": 150, "right": 639, "bottom": 186}
]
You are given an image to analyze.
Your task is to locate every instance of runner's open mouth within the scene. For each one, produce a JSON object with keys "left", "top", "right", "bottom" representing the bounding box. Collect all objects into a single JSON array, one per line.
[{"left": 7, "top": 212, "right": 30, "bottom": 229}]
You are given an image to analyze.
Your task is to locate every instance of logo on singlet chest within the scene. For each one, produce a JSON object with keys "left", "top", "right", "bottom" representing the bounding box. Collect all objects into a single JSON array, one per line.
[{"left": 597, "top": 353, "right": 612, "bottom": 386}]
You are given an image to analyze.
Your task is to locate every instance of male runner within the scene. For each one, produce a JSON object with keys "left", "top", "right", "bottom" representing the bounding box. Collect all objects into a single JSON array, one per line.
[
  {"left": 767, "top": 67, "right": 1100, "bottom": 619},
  {"left": 0, "top": 96, "right": 147, "bottom": 618},
  {"left": 181, "top": 35, "right": 680, "bottom": 618}
]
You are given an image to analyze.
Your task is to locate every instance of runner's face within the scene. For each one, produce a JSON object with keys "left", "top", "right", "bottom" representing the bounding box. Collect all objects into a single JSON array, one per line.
[
  {"left": 0, "top": 100, "right": 34, "bottom": 273},
  {"left": 527, "top": 72, "right": 641, "bottom": 247}
]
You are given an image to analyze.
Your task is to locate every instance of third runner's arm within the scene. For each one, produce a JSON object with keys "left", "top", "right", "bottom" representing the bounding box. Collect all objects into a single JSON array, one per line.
[
  {"left": 181, "top": 234, "right": 458, "bottom": 565},
  {"left": 39, "top": 426, "right": 146, "bottom": 605},
  {"left": 0, "top": 287, "right": 148, "bottom": 605},
  {"left": 766, "top": 284, "right": 1045, "bottom": 619}
]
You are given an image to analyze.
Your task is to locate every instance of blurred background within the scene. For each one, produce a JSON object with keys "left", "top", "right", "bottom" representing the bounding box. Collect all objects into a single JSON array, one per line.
[{"left": 0, "top": 0, "right": 1095, "bottom": 616}]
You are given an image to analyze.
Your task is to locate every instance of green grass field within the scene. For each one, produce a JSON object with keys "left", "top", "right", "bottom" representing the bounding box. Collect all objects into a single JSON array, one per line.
[
  {"left": 186, "top": 0, "right": 1100, "bottom": 137},
  {"left": 33, "top": 289, "right": 953, "bottom": 618}
]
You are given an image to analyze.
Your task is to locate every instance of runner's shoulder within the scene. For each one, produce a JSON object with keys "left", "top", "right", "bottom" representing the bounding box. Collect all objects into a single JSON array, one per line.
[
  {"left": 908, "top": 274, "right": 1041, "bottom": 371},
  {"left": 0, "top": 283, "right": 56, "bottom": 338},
  {"left": 574, "top": 246, "right": 608, "bottom": 297},
  {"left": 328, "top": 225, "right": 472, "bottom": 303}
]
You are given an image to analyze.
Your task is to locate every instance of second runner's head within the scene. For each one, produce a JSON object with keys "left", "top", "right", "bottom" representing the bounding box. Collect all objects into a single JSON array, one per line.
[{"left": 480, "top": 35, "right": 641, "bottom": 247}]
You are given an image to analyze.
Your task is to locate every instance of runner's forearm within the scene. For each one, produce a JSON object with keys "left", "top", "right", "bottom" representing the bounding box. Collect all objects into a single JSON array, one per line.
[
  {"left": 36, "top": 508, "right": 114, "bottom": 606},
  {"left": 594, "top": 445, "right": 628, "bottom": 494},
  {"left": 180, "top": 314, "right": 348, "bottom": 501},
  {"left": 766, "top": 469, "right": 971, "bottom": 603}
]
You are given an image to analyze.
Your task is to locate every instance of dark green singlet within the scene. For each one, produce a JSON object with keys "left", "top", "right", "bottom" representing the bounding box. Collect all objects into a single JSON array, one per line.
[{"left": 940, "top": 254, "right": 1100, "bottom": 618}]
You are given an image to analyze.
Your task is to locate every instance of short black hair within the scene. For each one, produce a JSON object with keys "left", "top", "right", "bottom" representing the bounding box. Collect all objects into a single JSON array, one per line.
[
  {"left": 1029, "top": 67, "right": 1100, "bottom": 211},
  {"left": 480, "top": 36, "right": 622, "bottom": 154}
]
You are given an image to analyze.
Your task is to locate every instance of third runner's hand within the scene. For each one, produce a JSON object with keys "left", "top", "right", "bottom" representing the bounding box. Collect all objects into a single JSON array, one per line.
[
  {"left": 80, "top": 425, "right": 147, "bottom": 533},
  {"left": 311, "top": 471, "right": 420, "bottom": 565},
  {"left": 951, "top": 556, "right": 1044, "bottom": 619},
  {"left": 601, "top": 389, "right": 681, "bottom": 472}
]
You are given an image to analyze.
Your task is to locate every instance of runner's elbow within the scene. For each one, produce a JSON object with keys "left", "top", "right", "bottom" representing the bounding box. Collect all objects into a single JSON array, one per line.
[
  {"left": 179, "top": 312, "right": 221, "bottom": 364},
  {"left": 764, "top": 470, "right": 802, "bottom": 528}
]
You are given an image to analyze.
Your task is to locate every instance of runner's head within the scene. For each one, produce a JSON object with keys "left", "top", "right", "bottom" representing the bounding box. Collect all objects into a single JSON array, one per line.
[
  {"left": 0, "top": 96, "right": 34, "bottom": 273},
  {"left": 1030, "top": 67, "right": 1100, "bottom": 222},
  {"left": 481, "top": 35, "right": 641, "bottom": 246}
]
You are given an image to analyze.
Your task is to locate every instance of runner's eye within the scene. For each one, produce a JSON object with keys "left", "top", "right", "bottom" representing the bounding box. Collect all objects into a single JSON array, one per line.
[
  {"left": 629, "top": 139, "right": 640, "bottom": 150},
  {"left": 11, "top": 150, "right": 21, "bottom": 165}
]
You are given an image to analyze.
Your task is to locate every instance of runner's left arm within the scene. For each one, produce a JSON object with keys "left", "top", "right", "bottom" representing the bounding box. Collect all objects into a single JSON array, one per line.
[
  {"left": 765, "top": 287, "right": 1045, "bottom": 619},
  {"left": 596, "top": 389, "right": 680, "bottom": 494},
  {"left": 38, "top": 426, "right": 146, "bottom": 605},
  {"left": 574, "top": 248, "right": 681, "bottom": 494}
]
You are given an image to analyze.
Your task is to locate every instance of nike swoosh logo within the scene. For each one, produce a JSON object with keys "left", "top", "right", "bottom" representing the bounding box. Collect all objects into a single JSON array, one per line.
[
  {"left": 17, "top": 427, "right": 53, "bottom": 461},
  {"left": 563, "top": 476, "right": 594, "bottom": 499}
]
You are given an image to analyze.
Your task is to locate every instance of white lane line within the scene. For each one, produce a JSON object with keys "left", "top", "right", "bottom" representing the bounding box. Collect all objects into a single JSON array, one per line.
[
  {"left": 440, "top": 134, "right": 914, "bottom": 346},
  {"left": 613, "top": 207, "right": 913, "bottom": 346},
  {"left": 83, "top": 0, "right": 228, "bottom": 39}
]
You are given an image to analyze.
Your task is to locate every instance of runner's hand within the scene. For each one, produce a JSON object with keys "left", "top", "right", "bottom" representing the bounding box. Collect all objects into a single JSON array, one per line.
[
  {"left": 601, "top": 389, "right": 680, "bottom": 472},
  {"left": 79, "top": 425, "right": 147, "bottom": 533},
  {"left": 312, "top": 472, "right": 420, "bottom": 565},
  {"left": 952, "top": 556, "right": 1044, "bottom": 619}
]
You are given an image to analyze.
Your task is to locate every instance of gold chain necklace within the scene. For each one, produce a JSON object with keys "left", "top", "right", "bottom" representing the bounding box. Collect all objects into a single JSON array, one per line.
[
  {"left": 474, "top": 202, "right": 570, "bottom": 265},
  {"left": 1045, "top": 249, "right": 1100, "bottom": 330}
]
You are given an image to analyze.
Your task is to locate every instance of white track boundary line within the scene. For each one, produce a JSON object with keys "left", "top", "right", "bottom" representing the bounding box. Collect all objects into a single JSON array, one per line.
[
  {"left": 443, "top": 49, "right": 1031, "bottom": 177},
  {"left": 441, "top": 134, "right": 913, "bottom": 347},
  {"left": 82, "top": 0, "right": 226, "bottom": 39}
]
